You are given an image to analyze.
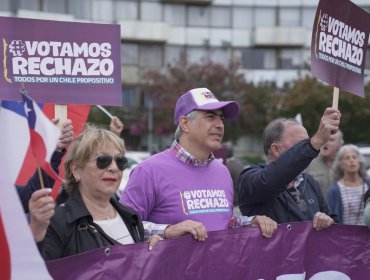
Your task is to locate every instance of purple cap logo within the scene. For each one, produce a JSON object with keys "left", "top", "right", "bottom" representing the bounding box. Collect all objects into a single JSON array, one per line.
[{"left": 174, "top": 88, "right": 240, "bottom": 125}]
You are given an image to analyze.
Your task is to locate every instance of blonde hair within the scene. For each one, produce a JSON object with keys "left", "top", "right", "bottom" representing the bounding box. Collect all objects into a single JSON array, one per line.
[{"left": 63, "top": 125, "right": 125, "bottom": 193}]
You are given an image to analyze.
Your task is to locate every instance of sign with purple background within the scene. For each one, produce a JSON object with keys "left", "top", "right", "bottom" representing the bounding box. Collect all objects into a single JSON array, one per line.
[
  {"left": 46, "top": 222, "right": 370, "bottom": 280},
  {"left": 0, "top": 17, "right": 121, "bottom": 105},
  {"left": 311, "top": 0, "right": 370, "bottom": 97}
]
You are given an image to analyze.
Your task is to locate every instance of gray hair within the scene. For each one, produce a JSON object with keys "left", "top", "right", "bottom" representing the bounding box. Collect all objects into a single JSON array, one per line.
[
  {"left": 262, "top": 117, "right": 300, "bottom": 156},
  {"left": 174, "top": 110, "right": 198, "bottom": 140},
  {"left": 332, "top": 144, "right": 367, "bottom": 181},
  {"left": 63, "top": 125, "right": 125, "bottom": 193}
]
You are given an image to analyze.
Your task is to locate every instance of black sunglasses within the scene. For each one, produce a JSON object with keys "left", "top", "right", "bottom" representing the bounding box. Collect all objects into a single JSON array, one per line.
[
  {"left": 288, "top": 187, "right": 308, "bottom": 213},
  {"left": 95, "top": 155, "right": 128, "bottom": 171}
]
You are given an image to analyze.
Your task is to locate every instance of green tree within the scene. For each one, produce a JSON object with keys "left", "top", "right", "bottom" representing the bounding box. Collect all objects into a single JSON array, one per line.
[{"left": 279, "top": 77, "right": 370, "bottom": 144}]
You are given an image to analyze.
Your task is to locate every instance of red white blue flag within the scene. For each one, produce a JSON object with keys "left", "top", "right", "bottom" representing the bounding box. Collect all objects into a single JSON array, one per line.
[
  {"left": 0, "top": 97, "right": 53, "bottom": 280},
  {"left": 21, "top": 91, "right": 61, "bottom": 182}
]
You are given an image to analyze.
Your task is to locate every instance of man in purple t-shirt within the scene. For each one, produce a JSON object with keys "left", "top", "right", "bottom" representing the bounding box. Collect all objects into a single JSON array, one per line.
[{"left": 120, "top": 88, "right": 277, "bottom": 241}]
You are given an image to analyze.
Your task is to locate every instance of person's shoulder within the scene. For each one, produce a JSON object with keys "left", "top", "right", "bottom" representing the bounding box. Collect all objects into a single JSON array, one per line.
[
  {"left": 325, "top": 181, "right": 340, "bottom": 196},
  {"left": 307, "top": 155, "right": 324, "bottom": 171},
  {"left": 305, "top": 173, "right": 322, "bottom": 187},
  {"left": 113, "top": 199, "right": 140, "bottom": 217},
  {"left": 364, "top": 178, "right": 370, "bottom": 186},
  {"left": 245, "top": 163, "right": 265, "bottom": 171},
  {"left": 138, "top": 149, "right": 171, "bottom": 166},
  {"left": 239, "top": 163, "right": 265, "bottom": 177}
]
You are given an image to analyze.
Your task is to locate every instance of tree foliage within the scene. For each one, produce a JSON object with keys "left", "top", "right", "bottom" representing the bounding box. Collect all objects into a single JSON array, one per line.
[{"left": 279, "top": 76, "right": 370, "bottom": 144}]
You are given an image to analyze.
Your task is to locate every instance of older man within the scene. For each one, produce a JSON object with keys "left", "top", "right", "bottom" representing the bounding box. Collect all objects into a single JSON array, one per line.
[
  {"left": 120, "top": 88, "right": 277, "bottom": 240},
  {"left": 238, "top": 108, "right": 340, "bottom": 230}
]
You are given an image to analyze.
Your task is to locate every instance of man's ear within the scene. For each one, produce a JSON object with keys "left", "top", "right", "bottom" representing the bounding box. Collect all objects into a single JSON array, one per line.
[
  {"left": 179, "top": 116, "right": 190, "bottom": 133},
  {"left": 270, "top": 143, "right": 280, "bottom": 158}
]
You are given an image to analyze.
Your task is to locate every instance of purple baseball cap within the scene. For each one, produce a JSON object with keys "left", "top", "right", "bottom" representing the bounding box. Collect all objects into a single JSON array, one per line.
[{"left": 174, "top": 88, "right": 240, "bottom": 125}]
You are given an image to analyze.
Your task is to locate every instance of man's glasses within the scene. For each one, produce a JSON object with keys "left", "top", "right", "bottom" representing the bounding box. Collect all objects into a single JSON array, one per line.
[
  {"left": 95, "top": 155, "right": 128, "bottom": 171},
  {"left": 288, "top": 187, "right": 308, "bottom": 213}
]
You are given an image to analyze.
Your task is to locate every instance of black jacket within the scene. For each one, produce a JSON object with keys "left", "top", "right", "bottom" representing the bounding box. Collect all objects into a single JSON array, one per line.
[
  {"left": 16, "top": 149, "right": 65, "bottom": 213},
  {"left": 40, "top": 190, "right": 145, "bottom": 260},
  {"left": 238, "top": 139, "right": 337, "bottom": 223}
]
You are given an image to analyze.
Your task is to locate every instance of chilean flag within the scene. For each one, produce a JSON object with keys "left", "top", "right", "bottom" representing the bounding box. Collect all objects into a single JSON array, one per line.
[
  {"left": 21, "top": 92, "right": 61, "bottom": 182},
  {"left": 0, "top": 98, "right": 53, "bottom": 279},
  {"left": 15, "top": 98, "right": 91, "bottom": 199}
]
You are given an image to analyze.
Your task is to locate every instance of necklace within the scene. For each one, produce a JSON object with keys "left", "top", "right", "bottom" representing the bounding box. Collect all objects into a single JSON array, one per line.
[{"left": 89, "top": 204, "right": 117, "bottom": 221}]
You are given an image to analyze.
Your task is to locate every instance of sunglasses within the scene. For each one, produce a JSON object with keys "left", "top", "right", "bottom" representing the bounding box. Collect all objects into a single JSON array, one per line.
[
  {"left": 288, "top": 187, "right": 308, "bottom": 213},
  {"left": 95, "top": 155, "right": 128, "bottom": 171}
]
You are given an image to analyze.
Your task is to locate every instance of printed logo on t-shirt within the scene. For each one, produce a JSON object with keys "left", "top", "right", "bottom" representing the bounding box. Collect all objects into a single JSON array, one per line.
[{"left": 180, "top": 189, "right": 229, "bottom": 215}]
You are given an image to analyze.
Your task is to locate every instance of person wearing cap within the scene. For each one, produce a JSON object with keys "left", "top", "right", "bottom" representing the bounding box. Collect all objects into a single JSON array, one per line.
[
  {"left": 238, "top": 108, "right": 341, "bottom": 230},
  {"left": 120, "top": 88, "right": 277, "bottom": 241}
]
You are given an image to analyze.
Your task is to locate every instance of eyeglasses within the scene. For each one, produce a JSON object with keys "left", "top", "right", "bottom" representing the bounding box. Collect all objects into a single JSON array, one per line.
[
  {"left": 288, "top": 187, "right": 308, "bottom": 213},
  {"left": 95, "top": 155, "right": 128, "bottom": 171}
]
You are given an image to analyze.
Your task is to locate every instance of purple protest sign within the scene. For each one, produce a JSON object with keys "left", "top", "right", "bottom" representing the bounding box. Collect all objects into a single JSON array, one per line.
[
  {"left": 311, "top": 0, "right": 370, "bottom": 97},
  {"left": 0, "top": 17, "right": 121, "bottom": 105},
  {"left": 46, "top": 222, "right": 370, "bottom": 279}
]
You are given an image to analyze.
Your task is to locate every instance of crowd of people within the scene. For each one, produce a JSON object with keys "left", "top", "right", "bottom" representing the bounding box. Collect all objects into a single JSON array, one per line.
[{"left": 17, "top": 87, "right": 370, "bottom": 262}]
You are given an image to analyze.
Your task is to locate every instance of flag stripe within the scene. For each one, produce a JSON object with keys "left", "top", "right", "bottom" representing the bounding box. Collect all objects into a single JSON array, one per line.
[
  {"left": 0, "top": 214, "right": 11, "bottom": 280},
  {"left": 29, "top": 130, "right": 60, "bottom": 181}
]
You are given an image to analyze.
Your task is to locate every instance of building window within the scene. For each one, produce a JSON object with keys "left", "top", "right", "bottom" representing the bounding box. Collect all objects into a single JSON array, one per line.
[
  {"left": 232, "top": 6, "right": 253, "bottom": 29},
  {"left": 141, "top": 1, "right": 162, "bottom": 21},
  {"left": 209, "top": 48, "right": 231, "bottom": 66},
  {"left": 278, "top": 7, "right": 300, "bottom": 27},
  {"left": 254, "top": 7, "right": 276, "bottom": 27},
  {"left": 187, "top": 46, "right": 209, "bottom": 63},
  {"left": 164, "top": 4, "right": 186, "bottom": 26},
  {"left": 122, "top": 85, "right": 137, "bottom": 107},
  {"left": 242, "top": 48, "right": 277, "bottom": 69},
  {"left": 91, "top": 0, "right": 113, "bottom": 22},
  {"left": 44, "top": 0, "right": 67, "bottom": 13},
  {"left": 165, "top": 45, "right": 185, "bottom": 65},
  {"left": 68, "top": 0, "right": 90, "bottom": 20},
  {"left": 302, "top": 7, "right": 316, "bottom": 28},
  {"left": 210, "top": 6, "right": 231, "bottom": 28},
  {"left": 302, "top": 48, "right": 311, "bottom": 69},
  {"left": 114, "top": 0, "right": 138, "bottom": 21},
  {"left": 19, "top": 0, "right": 39, "bottom": 11},
  {"left": 279, "top": 48, "right": 303, "bottom": 69},
  {"left": 187, "top": 5, "right": 210, "bottom": 27},
  {"left": 0, "top": 0, "right": 12, "bottom": 11},
  {"left": 139, "top": 45, "right": 163, "bottom": 68},
  {"left": 121, "top": 43, "right": 139, "bottom": 65}
]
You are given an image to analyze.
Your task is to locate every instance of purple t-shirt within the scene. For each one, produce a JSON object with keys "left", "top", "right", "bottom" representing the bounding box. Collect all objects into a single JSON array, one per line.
[{"left": 120, "top": 149, "right": 234, "bottom": 231}]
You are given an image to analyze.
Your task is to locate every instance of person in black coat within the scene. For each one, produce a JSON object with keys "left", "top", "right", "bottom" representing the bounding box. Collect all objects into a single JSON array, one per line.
[
  {"left": 238, "top": 108, "right": 340, "bottom": 230},
  {"left": 29, "top": 126, "right": 161, "bottom": 260}
]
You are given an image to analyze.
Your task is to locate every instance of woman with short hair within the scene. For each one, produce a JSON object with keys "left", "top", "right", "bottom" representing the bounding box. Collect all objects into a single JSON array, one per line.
[{"left": 32, "top": 126, "right": 160, "bottom": 260}]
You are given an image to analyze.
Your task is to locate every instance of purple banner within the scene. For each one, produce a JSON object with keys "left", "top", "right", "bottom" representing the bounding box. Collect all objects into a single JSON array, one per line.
[
  {"left": 311, "top": 0, "right": 370, "bottom": 97},
  {"left": 46, "top": 222, "right": 370, "bottom": 279},
  {"left": 0, "top": 17, "right": 121, "bottom": 105}
]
